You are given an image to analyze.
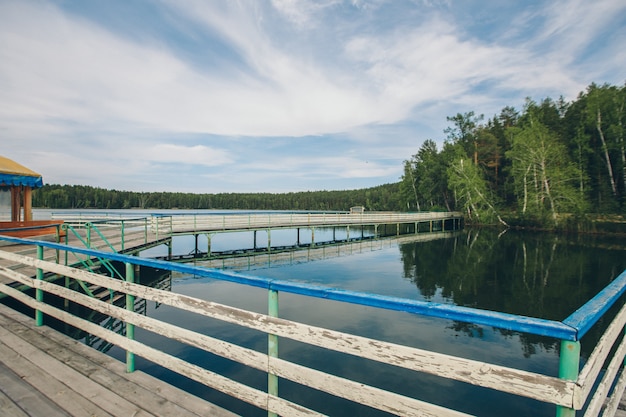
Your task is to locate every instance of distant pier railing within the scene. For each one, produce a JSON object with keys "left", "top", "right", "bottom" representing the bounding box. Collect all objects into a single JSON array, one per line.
[
  {"left": 149, "top": 211, "right": 463, "bottom": 234},
  {"left": 49, "top": 211, "right": 463, "bottom": 261},
  {"left": 1, "top": 235, "right": 625, "bottom": 416}
]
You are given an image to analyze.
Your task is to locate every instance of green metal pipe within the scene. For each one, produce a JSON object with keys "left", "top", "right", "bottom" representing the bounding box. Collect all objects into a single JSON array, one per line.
[
  {"left": 555, "top": 340, "right": 580, "bottom": 417},
  {"left": 35, "top": 245, "right": 44, "bottom": 326},
  {"left": 125, "top": 262, "right": 136, "bottom": 373}
]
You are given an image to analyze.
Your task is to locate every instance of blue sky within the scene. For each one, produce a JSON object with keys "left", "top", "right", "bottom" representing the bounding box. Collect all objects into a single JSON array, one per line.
[{"left": 1, "top": 0, "right": 624, "bottom": 193}]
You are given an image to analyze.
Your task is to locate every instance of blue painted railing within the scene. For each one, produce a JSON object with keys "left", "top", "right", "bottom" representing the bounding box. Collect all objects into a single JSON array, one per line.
[
  {"left": 0, "top": 235, "right": 581, "bottom": 340},
  {"left": 1, "top": 234, "right": 625, "bottom": 417}
]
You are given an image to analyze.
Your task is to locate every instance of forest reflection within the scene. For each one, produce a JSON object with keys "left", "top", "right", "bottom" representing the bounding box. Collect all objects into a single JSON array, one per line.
[{"left": 399, "top": 228, "right": 626, "bottom": 357}]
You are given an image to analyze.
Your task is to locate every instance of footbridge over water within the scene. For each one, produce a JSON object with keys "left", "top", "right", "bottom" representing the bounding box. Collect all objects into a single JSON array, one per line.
[{"left": 43, "top": 211, "right": 463, "bottom": 261}]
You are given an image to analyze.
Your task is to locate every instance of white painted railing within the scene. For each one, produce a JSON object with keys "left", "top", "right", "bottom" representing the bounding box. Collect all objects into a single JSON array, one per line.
[
  {"left": 0, "top": 237, "right": 624, "bottom": 417},
  {"left": 150, "top": 211, "right": 463, "bottom": 234}
]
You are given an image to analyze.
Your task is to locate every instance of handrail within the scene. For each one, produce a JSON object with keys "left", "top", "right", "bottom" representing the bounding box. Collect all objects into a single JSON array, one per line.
[
  {"left": 0, "top": 247, "right": 574, "bottom": 415},
  {"left": 563, "top": 269, "right": 626, "bottom": 339},
  {"left": 1, "top": 234, "right": 625, "bottom": 417},
  {"left": 0, "top": 235, "right": 574, "bottom": 340}
]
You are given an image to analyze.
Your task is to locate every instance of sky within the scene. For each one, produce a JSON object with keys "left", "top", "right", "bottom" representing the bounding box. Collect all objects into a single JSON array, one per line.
[{"left": 1, "top": 0, "right": 625, "bottom": 194}]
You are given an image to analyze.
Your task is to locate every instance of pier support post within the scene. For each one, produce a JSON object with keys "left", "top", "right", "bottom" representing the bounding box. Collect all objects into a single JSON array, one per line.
[
  {"left": 556, "top": 340, "right": 580, "bottom": 417},
  {"left": 125, "top": 262, "right": 136, "bottom": 373},
  {"left": 268, "top": 289, "right": 279, "bottom": 417}
]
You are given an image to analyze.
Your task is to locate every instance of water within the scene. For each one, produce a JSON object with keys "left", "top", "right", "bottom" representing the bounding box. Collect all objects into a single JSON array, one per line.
[
  {"left": 99, "top": 227, "right": 625, "bottom": 417},
  {"left": 27, "top": 210, "right": 626, "bottom": 416}
]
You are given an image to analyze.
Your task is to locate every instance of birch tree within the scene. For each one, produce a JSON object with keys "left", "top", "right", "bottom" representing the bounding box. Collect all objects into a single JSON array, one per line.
[
  {"left": 506, "top": 114, "right": 586, "bottom": 226},
  {"left": 447, "top": 146, "right": 508, "bottom": 226}
]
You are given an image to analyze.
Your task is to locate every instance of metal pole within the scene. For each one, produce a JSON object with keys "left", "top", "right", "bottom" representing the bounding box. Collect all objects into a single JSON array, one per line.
[
  {"left": 35, "top": 245, "right": 44, "bottom": 326},
  {"left": 268, "top": 289, "right": 279, "bottom": 417},
  {"left": 125, "top": 262, "right": 136, "bottom": 373},
  {"left": 120, "top": 220, "right": 125, "bottom": 252},
  {"left": 556, "top": 340, "right": 580, "bottom": 417}
]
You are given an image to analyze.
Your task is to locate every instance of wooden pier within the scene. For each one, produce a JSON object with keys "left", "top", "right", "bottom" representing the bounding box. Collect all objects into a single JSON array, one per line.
[{"left": 0, "top": 303, "right": 237, "bottom": 417}]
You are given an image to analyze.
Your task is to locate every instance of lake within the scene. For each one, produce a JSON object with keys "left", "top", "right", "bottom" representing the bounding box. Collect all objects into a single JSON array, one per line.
[
  {"left": 29, "top": 210, "right": 626, "bottom": 416},
  {"left": 99, "top": 225, "right": 624, "bottom": 417}
]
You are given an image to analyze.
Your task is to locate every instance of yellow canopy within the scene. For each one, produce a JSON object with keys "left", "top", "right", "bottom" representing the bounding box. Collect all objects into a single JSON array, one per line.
[
  {"left": 0, "top": 155, "right": 41, "bottom": 177},
  {"left": 0, "top": 155, "right": 43, "bottom": 188}
]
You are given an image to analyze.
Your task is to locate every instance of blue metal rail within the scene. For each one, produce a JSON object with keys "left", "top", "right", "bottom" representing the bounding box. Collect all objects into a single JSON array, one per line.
[{"left": 0, "top": 235, "right": 610, "bottom": 342}]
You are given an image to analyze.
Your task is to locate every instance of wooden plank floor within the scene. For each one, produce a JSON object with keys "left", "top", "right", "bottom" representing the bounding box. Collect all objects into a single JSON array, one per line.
[{"left": 0, "top": 303, "right": 239, "bottom": 417}]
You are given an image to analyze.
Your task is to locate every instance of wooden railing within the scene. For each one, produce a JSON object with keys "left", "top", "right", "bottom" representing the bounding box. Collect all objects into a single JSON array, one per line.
[
  {"left": 150, "top": 211, "right": 463, "bottom": 234},
  {"left": 0, "top": 236, "right": 625, "bottom": 417}
]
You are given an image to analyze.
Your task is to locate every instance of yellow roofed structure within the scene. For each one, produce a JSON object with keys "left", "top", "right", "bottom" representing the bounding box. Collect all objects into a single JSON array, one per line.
[
  {"left": 0, "top": 155, "right": 43, "bottom": 225},
  {"left": 0, "top": 155, "right": 43, "bottom": 187}
]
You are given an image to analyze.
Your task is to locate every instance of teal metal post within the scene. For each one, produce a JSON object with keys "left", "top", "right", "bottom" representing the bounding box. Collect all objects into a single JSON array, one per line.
[
  {"left": 556, "top": 340, "right": 580, "bottom": 417},
  {"left": 268, "top": 289, "right": 279, "bottom": 417},
  {"left": 64, "top": 226, "right": 69, "bottom": 266},
  {"left": 35, "top": 245, "right": 44, "bottom": 326},
  {"left": 125, "top": 262, "right": 136, "bottom": 373}
]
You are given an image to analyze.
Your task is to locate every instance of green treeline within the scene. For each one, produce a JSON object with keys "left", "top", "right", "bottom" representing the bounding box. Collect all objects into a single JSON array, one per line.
[
  {"left": 34, "top": 82, "right": 626, "bottom": 228},
  {"left": 400, "top": 82, "right": 626, "bottom": 228},
  {"left": 33, "top": 183, "right": 403, "bottom": 212}
]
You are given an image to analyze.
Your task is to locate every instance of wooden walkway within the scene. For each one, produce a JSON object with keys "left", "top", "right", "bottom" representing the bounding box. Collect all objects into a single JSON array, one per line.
[{"left": 0, "top": 303, "right": 238, "bottom": 417}]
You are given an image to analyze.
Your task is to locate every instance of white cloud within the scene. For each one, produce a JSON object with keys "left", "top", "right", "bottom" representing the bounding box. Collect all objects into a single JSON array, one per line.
[
  {"left": 0, "top": 0, "right": 623, "bottom": 193},
  {"left": 143, "top": 144, "right": 232, "bottom": 167}
]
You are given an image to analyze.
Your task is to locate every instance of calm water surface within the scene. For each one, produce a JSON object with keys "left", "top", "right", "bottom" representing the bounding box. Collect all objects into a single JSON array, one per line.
[{"left": 86, "top": 226, "right": 626, "bottom": 416}]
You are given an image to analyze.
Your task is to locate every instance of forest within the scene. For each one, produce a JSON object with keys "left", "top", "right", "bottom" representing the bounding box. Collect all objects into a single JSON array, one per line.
[
  {"left": 400, "top": 82, "right": 625, "bottom": 229},
  {"left": 33, "top": 82, "right": 625, "bottom": 229},
  {"left": 32, "top": 183, "right": 403, "bottom": 212}
]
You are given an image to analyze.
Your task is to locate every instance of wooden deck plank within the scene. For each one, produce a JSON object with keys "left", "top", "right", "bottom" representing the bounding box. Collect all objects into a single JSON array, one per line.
[
  {"left": 0, "top": 304, "right": 239, "bottom": 417},
  {"left": 34, "top": 324, "right": 240, "bottom": 417},
  {"left": 0, "top": 361, "right": 70, "bottom": 417},
  {"left": 0, "top": 339, "right": 113, "bottom": 417},
  {"left": 8, "top": 319, "right": 231, "bottom": 417},
  {"left": 0, "top": 317, "right": 156, "bottom": 417},
  {"left": 0, "top": 384, "right": 31, "bottom": 417}
]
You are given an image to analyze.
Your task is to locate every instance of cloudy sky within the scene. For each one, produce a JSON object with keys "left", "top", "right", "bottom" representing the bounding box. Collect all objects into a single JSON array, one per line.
[{"left": 1, "top": 0, "right": 624, "bottom": 193}]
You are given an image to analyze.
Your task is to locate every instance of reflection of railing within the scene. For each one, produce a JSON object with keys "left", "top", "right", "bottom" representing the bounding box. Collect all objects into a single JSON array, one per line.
[{"left": 0, "top": 235, "right": 625, "bottom": 417}]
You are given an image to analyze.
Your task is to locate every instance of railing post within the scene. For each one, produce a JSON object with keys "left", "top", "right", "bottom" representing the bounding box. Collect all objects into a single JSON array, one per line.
[
  {"left": 64, "top": 225, "right": 69, "bottom": 266},
  {"left": 268, "top": 289, "right": 279, "bottom": 417},
  {"left": 35, "top": 245, "right": 44, "bottom": 326},
  {"left": 120, "top": 220, "right": 126, "bottom": 252},
  {"left": 125, "top": 262, "right": 136, "bottom": 373},
  {"left": 556, "top": 340, "right": 580, "bottom": 417}
]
